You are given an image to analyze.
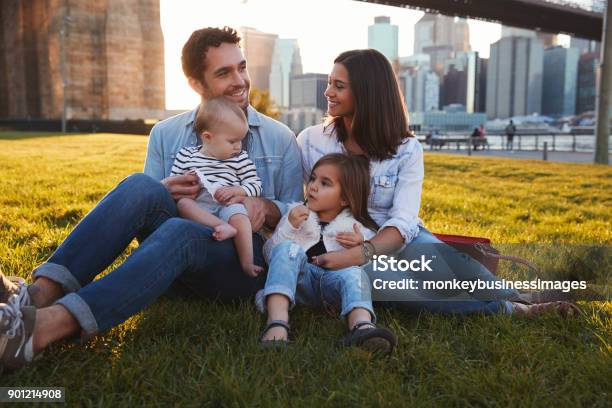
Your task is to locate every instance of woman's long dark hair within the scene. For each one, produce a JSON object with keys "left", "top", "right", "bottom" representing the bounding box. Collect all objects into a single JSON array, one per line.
[
  {"left": 325, "top": 49, "right": 412, "bottom": 161},
  {"left": 310, "top": 153, "right": 378, "bottom": 232}
]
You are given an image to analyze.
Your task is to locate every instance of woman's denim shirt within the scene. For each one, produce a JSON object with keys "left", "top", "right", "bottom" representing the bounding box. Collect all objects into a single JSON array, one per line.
[
  {"left": 297, "top": 123, "right": 424, "bottom": 243},
  {"left": 143, "top": 105, "right": 304, "bottom": 217}
]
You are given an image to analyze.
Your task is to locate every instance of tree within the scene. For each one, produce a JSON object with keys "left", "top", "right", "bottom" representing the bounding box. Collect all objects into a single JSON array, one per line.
[{"left": 249, "top": 88, "right": 281, "bottom": 120}]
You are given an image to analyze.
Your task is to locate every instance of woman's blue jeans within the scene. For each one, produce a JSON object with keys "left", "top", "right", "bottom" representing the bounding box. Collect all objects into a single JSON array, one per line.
[
  {"left": 259, "top": 241, "right": 376, "bottom": 321},
  {"left": 365, "top": 227, "right": 519, "bottom": 315},
  {"left": 32, "top": 173, "right": 265, "bottom": 336}
]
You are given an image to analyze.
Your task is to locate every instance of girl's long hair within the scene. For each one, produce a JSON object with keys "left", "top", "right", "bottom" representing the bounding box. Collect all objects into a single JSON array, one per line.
[
  {"left": 311, "top": 153, "right": 378, "bottom": 232},
  {"left": 325, "top": 49, "right": 413, "bottom": 161}
]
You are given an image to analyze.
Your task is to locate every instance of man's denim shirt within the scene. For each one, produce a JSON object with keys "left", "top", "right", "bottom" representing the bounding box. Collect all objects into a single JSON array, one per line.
[{"left": 143, "top": 105, "right": 304, "bottom": 217}]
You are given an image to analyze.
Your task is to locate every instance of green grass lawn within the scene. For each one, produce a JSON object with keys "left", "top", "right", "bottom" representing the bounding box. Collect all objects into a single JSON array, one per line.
[{"left": 1, "top": 132, "right": 611, "bottom": 406}]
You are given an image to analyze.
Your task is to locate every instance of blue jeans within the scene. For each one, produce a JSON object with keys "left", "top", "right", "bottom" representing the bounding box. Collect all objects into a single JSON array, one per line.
[
  {"left": 259, "top": 241, "right": 375, "bottom": 321},
  {"left": 366, "top": 227, "right": 519, "bottom": 315},
  {"left": 33, "top": 173, "right": 265, "bottom": 336}
]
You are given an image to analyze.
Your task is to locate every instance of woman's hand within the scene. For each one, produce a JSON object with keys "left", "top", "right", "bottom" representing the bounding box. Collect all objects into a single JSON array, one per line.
[
  {"left": 288, "top": 205, "right": 309, "bottom": 228},
  {"left": 312, "top": 248, "right": 363, "bottom": 270},
  {"left": 335, "top": 223, "right": 365, "bottom": 249},
  {"left": 311, "top": 252, "right": 337, "bottom": 269}
]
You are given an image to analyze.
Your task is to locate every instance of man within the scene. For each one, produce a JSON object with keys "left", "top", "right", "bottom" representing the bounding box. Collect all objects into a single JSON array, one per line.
[
  {"left": 0, "top": 27, "right": 303, "bottom": 370},
  {"left": 505, "top": 120, "right": 516, "bottom": 151}
]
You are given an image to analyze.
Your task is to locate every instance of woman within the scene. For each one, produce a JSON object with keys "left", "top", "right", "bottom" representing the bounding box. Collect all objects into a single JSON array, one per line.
[{"left": 297, "top": 49, "right": 577, "bottom": 317}]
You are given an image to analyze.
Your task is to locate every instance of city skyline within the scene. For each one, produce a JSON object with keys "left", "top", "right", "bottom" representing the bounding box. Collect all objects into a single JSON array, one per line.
[{"left": 159, "top": 0, "right": 570, "bottom": 110}]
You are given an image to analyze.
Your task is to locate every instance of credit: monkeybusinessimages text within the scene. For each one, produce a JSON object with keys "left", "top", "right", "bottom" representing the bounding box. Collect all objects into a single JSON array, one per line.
[{"left": 370, "top": 255, "right": 588, "bottom": 293}]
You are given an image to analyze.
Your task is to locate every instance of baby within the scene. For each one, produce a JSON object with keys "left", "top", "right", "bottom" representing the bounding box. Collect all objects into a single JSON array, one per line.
[{"left": 170, "top": 96, "right": 263, "bottom": 277}]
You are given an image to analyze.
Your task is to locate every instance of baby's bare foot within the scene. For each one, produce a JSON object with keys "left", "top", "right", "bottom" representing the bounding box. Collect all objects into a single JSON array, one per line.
[
  {"left": 242, "top": 264, "right": 264, "bottom": 278},
  {"left": 212, "top": 223, "right": 237, "bottom": 241}
]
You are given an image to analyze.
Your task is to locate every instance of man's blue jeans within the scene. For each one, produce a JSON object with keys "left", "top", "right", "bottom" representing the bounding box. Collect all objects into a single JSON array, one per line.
[
  {"left": 258, "top": 241, "right": 376, "bottom": 321},
  {"left": 366, "top": 227, "right": 519, "bottom": 315},
  {"left": 32, "top": 173, "right": 265, "bottom": 336}
]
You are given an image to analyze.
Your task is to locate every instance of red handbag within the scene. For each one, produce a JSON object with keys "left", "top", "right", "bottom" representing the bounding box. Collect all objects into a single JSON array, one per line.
[{"left": 432, "top": 233, "right": 538, "bottom": 275}]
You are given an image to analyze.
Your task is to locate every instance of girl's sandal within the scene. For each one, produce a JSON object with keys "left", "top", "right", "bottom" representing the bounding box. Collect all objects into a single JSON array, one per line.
[
  {"left": 259, "top": 320, "right": 290, "bottom": 349},
  {"left": 341, "top": 321, "right": 397, "bottom": 355}
]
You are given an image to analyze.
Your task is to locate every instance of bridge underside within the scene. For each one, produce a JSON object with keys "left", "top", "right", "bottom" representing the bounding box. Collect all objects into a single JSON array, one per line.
[{"left": 357, "top": 0, "right": 603, "bottom": 40}]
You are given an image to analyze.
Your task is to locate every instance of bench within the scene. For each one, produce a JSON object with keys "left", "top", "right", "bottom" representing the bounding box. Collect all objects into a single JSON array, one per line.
[{"left": 419, "top": 136, "right": 490, "bottom": 151}]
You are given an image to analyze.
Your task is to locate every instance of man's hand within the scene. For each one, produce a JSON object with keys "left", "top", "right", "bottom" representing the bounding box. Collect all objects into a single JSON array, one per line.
[
  {"left": 288, "top": 205, "right": 309, "bottom": 229},
  {"left": 226, "top": 196, "right": 267, "bottom": 232},
  {"left": 214, "top": 186, "right": 246, "bottom": 205},
  {"left": 161, "top": 172, "right": 201, "bottom": 201},
  {"left": 335, "top": 223, "right": 365, "bottom": 249}
]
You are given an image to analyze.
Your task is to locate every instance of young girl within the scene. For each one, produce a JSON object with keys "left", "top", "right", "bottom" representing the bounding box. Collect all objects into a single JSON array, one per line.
[{"left": 256, "top": 153, "right": 397, "bottom": 354}]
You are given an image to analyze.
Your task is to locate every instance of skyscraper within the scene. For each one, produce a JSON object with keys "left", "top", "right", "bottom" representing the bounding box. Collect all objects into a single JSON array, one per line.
[
  {"left": 441, "top": 51, "right": 481, "bottom": 113},
  {"left": 441, "top": 66, "right": 467, "bottom": 110},
  {"left": 486, "top": 36, "right": 544, "bottom": 119},
  {"left": 422, "top": 45, "right": 454, "bottom": 76},
  {"left": 286, "top": 73, "right": 328, "bottom": 132},
  {"left": 414, "top": 13, "right": 470, "bottom": 75},
  {"left": 502, "top": 26, "right": 559, "bottom": 49},
  {"left": 576, "top": 52, "right": 599, "bottom": 114},
  {"left": 453, "top": 18, "right": 471, "bottom": 54},
  {"left": 542, "top": 46, "right": 579, "bottom": 116},
  {"left": 368, "top": 16, "right": 399, "bottom": 63},
  {"left": 570, "top": 37, "right": 601, "bottom": 55},
  {"left": 501, "top": 26, "right": 535, "bottom": 38},
  {"left": 537, "top": 32, "right": 559, "bottom": 49},
  {"left": 269, "top": 38, "right": 302, "bottom": 109},
  {"left": 399, "top": 54, "right": 430, "bottom": 69},
  {"left": 401, "top": 65, "right": 439, "bottom": 113},
  {"left": 289, "top": 73, "right": 327, "bottom": 111},
  {"left": 477, "top": 59, "right": 488, "bottom": 113},
  {"left": 414, "top": 14, "right": 471, "bottom": 53},
  {"left": 240, "top": 27, "right": 278, "bottom": 92},
  {"left": 414, "top": 14, "right": 436, "bottom": 54}
]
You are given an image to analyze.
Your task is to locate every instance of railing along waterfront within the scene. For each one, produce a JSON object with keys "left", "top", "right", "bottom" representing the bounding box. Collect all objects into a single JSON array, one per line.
[{"left": 416, "top": 132, "right": 612, "bottom": 153}]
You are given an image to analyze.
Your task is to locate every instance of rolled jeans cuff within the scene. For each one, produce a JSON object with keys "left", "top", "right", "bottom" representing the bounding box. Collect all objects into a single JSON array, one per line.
[
  {"left": 341, "top": 302, "right": 377, "bottom": 324},
  {"left": 33, "top": 263, "right": 81, "bottom": 293},
  {"left": 262, "top": 285, "right": 296, "bottom": 309},
  {"left": 502, "top": 300, "right": 514, "bottom": 315},
  {"left": 55, "top": 293, "right": 99, "bottom": 337}
]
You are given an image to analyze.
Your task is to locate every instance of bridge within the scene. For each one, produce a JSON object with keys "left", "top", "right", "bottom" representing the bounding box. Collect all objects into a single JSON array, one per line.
[
  {"left": 358, "top": 0, "right": 610, "bottom": 164},
  {"left": 358, "top": 0, "right": 605, "bottom": 40}
]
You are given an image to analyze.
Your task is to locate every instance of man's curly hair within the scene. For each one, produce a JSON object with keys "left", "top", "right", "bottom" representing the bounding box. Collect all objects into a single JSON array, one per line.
[{"left": 181, "top": 26, "right": 242, "bottom": 82}]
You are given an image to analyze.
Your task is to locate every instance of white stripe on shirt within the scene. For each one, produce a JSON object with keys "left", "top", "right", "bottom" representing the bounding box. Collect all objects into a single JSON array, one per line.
[{"left": 171, "top": 147, "right": 262, "bottom": 196}]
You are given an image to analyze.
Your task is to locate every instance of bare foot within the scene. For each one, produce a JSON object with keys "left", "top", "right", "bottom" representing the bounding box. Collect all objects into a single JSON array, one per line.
[
  {"left": 212, "top": 223, "right": 237, "bottom": 241},
  {"left": 262, "top": 325, "right": 288, "bottom": 342},
  {"left": 242, "top": 264, "right": 264, "bottom": 278},
  {"left": 511, "top": 301, "right": 581, "bottom": 318}
]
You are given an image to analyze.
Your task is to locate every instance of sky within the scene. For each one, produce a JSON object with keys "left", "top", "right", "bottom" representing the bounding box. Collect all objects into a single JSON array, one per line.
[{"left": 159, "top": 0, "right": 569, "bottom": 110}]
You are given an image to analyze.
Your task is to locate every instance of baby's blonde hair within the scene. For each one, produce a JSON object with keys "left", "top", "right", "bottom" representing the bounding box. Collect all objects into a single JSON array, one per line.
[{"left": 195, "top": 96, "right": 247, "bottom": 136}]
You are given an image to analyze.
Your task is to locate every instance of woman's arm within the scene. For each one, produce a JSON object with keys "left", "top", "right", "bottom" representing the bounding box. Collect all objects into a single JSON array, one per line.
[{"left": 376, "top": 140, "right": 424, "bottom": 244}]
